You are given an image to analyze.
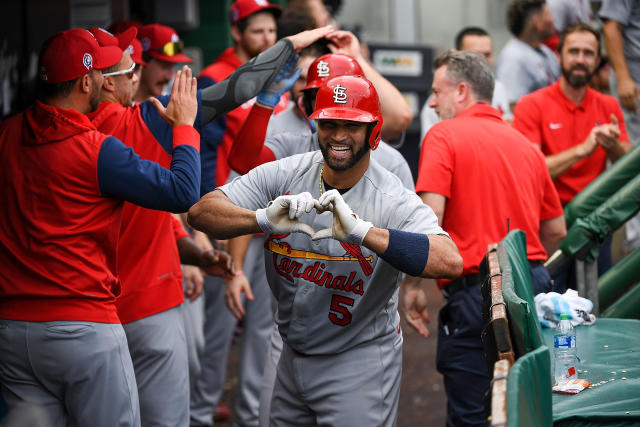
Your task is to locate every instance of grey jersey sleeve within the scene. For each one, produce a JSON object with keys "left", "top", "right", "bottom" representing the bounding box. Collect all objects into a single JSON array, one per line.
[
  {"left": 218, "top": 160, "right": 284, "bottom": 211},
  {"left": 200, "top": 39, "right": 297, "bottom": 123},
  {"left": 371, "top": 142, "right": 415, "bottom": 191},
  {"left": 265, "top": 132, "right": 315, "bottom": 160},
  {"left": 394, "top": 190, "right": 446, "bottom": 237}
]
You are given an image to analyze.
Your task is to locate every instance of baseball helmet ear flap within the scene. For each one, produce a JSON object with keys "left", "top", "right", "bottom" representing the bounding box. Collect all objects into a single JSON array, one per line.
[
  {"left": 309, "top": 75, "right": 383, "bottom": 150},
  {"left": 366, "top": 120, "right": 383, "bottom": 150}
]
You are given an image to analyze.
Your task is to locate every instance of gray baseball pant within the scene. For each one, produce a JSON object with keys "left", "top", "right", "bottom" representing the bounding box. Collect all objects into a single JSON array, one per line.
[
  {"left": 190, "top": 236, "right": 273, "bottom": 427},
  {"left": 270, "top": 331, "right": 403, "bottom": 427},
  {"left": 0, "top": 319, "right": 140, "bottom": 427},
  {"left": 123, "top": 305, "right": 189, "bottom": 427}
]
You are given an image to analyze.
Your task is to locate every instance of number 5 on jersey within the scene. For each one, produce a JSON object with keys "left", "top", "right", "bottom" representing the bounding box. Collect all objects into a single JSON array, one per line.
[{"left": 329, "top": 294, "right": 354, "bottom": 326}]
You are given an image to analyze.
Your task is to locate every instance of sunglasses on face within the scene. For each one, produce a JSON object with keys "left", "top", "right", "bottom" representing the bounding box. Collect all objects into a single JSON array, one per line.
[
  {"left": 102, "top": 62, "right": 136, "bottom": 78},
  {"left": 155, "top": 41, "right": 184, "bottom": 56}
]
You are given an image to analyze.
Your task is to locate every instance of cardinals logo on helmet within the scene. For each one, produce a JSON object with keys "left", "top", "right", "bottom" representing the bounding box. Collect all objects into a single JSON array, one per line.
[
  {"left": 316, "top": 60, "right": 330, "bottom": 77},
  {"left": 333, "top": 84, "right": 347, "bottom": 104}
]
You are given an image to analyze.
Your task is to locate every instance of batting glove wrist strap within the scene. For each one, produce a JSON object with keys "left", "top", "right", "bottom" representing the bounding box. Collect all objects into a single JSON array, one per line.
[
  {"left": 255, "top": 208, "right": 273, "bottom": 234},
  {"left": 349, "top": 217, "right": 373, "bottom": 245}
]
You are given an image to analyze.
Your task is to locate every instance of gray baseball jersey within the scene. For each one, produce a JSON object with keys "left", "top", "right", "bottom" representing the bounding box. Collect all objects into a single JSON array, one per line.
[
  {"left": 266, "top": 132, "right": 415, "bottom": 190},
  {"left": 266, "top": 102, "right": 314, "bottom": 137},
  {"left": 496, "top": 37, "right": 561, "bottom": 104},
  {"left": 220, "top": 151, "right": 444, "bottom": 355}
]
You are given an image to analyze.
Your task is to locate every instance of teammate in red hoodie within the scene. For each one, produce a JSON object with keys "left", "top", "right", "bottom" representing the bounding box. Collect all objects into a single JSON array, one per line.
[
  {"left": 0, "top": 28, "right": 202, "bottom": 427},
  {"left": 87, "top": 27, "right": 234, "bottom": 427}
]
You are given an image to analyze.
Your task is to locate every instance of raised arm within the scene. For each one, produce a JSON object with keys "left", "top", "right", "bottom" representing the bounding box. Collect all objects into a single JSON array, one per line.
[
  {"left": 98, "top": 68, "right": 201, "bottom": 212},
  {"left": 200, "top": 26, "right": 334, "bottom": 123},
  {"left": 325, "top": 30, "right": 413, "bottom": 141}
]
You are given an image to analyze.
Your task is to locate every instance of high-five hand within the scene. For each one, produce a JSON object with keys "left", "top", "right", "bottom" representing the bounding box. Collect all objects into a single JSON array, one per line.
[{"left": 149, "top": 65, "right": 198, "bottom": 127}]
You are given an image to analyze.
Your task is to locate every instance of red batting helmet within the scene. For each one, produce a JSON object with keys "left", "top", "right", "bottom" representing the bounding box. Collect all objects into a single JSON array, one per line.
[
  {"left": 300, "top": 54, "right": 365, "bottom": 117},
  {"left": 303, "top": 53, "right": 364, "bottom": 91},
  {"left": 309, "top": 75, "right": 383, "bottom": 150}
]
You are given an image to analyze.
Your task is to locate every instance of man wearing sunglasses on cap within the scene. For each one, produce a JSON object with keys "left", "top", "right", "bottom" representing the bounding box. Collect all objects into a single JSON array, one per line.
[
  {"left": 0, "top": 27, "right": 204, "bottom": 427},
  {"left": 88, "top": 26, "right": 235, "bottom": 427},
  {"left": 135, "top": 23, "right": 193, "bottom": 103}
]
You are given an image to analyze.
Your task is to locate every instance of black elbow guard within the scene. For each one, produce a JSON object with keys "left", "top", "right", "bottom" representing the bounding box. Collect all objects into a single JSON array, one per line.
[{"left": 200, "top": 39, "right": 296, "bottom": 123}]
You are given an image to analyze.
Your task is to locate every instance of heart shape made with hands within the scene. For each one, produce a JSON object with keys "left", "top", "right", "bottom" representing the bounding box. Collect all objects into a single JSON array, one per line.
[{"left": 258, "top": 190, "right": 372, "bottom": 244}]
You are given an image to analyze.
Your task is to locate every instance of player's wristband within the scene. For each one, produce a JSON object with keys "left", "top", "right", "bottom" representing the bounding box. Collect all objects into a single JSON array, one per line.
[
  {"left": 380, "top": 229, "right": 430, "bottom": 276},
  {"left": 349, "top": 217, "right": 373, "bottom": 245},
  {"left": 255, "top": 208, "right": 272, "bottom": 234}
]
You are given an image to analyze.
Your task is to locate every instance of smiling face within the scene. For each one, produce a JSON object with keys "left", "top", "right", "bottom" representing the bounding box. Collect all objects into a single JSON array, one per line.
[{"left": 317, "top": 119, "right": 370, "bottom": 171}]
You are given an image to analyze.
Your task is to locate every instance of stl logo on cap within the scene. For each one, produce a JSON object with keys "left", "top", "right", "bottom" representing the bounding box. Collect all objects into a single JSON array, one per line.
[
  {"left": 255, "top": 0, "right": 268, "bottom": 5},
  {"left": 171, "top": 33, "right": 179, "bottom": 43},
  {"left": 127, "top": 44, "right": 134, "bottom": 54},
  {"left": 333, "top": 84, "right": 347, "bottom": 104},
  {"left": 317, "top": 60, "right": 330, "bottom": 77},
  {"left": 83, "top": 53, "right": 93, "bottom": 70}
]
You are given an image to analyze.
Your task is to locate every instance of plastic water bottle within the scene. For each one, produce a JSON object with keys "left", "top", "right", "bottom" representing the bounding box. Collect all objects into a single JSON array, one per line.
[{"left": 554, "top": 313, "right": 578, "bottom": 385}]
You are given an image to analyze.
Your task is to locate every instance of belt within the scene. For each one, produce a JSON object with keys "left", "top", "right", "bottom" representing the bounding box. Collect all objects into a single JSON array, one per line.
[{"left": 443, "top": 272, "right": 484, "bottom": 298}]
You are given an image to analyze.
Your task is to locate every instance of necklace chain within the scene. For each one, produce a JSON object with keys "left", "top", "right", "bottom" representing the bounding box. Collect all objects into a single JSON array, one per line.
[{"left": 318, "top": 166, "right": 325, "bottom": 195}]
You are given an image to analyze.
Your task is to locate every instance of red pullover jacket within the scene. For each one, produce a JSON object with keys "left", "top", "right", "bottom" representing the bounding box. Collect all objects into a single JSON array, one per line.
[
  {"left": 0, "top": 101, "right": 200, "bottom": 323},
  {"left": 89, "top": 99, "right": 197, "bottom": 323}
]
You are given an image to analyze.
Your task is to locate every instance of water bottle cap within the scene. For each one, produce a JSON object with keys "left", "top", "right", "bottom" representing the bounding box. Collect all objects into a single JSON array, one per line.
[{"left": 560, "top": 314, "right": 570, "bottom": 320}]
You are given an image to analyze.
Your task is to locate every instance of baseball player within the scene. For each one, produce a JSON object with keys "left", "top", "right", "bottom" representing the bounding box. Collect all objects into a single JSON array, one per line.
[
  {"left": 0, "top": 28, "right": 202, "bottom": 427},
  {"left": 222, "top": 50, "right": 415, "bottom": 426},
  {"left": 188, "top": 75, "right": 462, "bottom": 426}
]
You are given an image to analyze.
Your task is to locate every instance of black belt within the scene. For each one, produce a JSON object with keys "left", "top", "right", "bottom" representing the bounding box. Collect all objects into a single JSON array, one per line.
[{"left": 443, "top": 272, "right": 484, "bottom": 298}]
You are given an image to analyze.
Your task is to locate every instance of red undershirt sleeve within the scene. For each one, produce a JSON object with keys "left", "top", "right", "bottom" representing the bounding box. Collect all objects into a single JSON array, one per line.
[{"left": 228, "top": 103, "right": 277, "bottom": 175}]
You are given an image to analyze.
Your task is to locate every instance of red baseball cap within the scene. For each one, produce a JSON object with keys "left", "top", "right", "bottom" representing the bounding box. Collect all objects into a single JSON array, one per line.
[
  {"left": 39, "top": 28, "right": 122, "bottom": 84},
  {"left": 90, "top": 27, "right": 144, "bottom": 66},
  {"left": 122, "top": 37, "right": 147, "bottom": 66},
  {"left": 113, "top": 28, "right": 146, "bottom": 66},
  {"left": 138, "top": 24, "right": 192, "bottom": 64},
  {"left": 229, "top": 0, "right": 282, "bottom": 25}
]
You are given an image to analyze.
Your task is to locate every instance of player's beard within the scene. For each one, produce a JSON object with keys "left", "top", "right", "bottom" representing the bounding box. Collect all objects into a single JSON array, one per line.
[
  {"left": 320, "top": 139, "right": 370, "bottom": 171},
  {"left": 562, "top": 64, "right": 592, "bottom": 88}
]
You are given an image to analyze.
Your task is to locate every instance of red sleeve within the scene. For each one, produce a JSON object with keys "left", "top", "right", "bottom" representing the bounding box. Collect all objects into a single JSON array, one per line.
[
  {"left": 415, "top": 125, "right": 454, "bottom": 198},
  {"left": 173, "top": 125, "right": 200, "bottom": 152},
  {"left": 228, "top": 103, "right": 277, "bottom": 174},
  {"left": 171, "top": 215, "right": 189, "bottom": 242},
  {"left": 512, "top": 95, "right": 542, "bottom": 147},
  {"left": 537, "top": 152, "right": 564, "bottom": 221}
]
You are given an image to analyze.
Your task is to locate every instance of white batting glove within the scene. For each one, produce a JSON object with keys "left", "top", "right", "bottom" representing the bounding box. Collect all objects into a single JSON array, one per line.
[
  {"left": 312, "top": 189, "right": 373, "bottom": 244},
  {"left": 255, "top": 192, "right": 316, "bottom": 236}
]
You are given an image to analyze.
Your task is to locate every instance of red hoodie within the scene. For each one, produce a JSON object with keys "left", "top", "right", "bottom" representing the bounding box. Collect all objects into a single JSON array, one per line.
[
  {"left": 0, "top": 101, "right": 200, "bottom": 322},
  {"left": 198, "top": 47, "right": 289, "bottom": 186},
  {"left": 88, "top": 101, "right": 190, "bottom": 323}
]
